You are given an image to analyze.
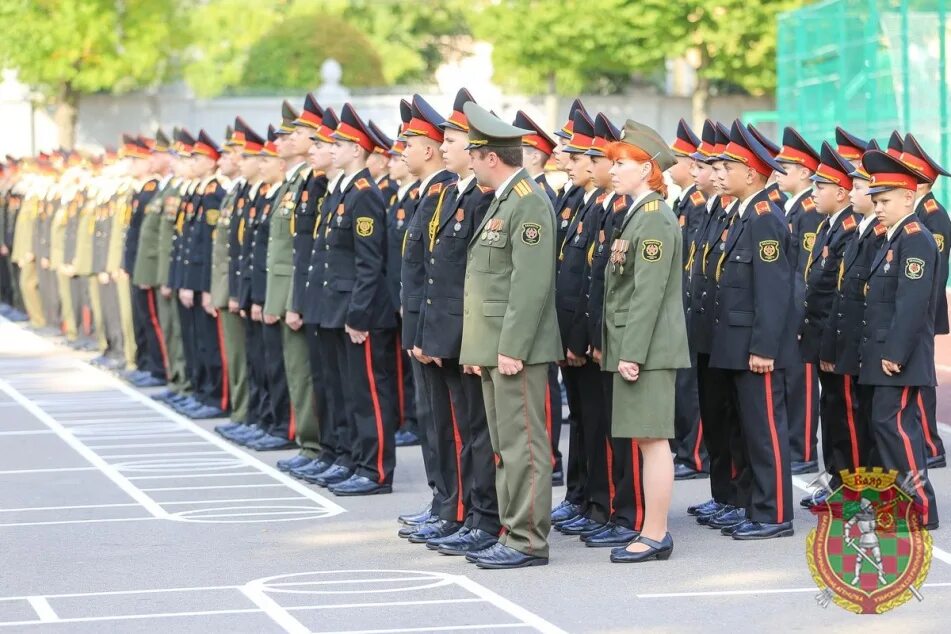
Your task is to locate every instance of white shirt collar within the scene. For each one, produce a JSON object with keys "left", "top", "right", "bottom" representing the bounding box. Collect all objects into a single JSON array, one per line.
[
  {"left": 785, "top": 187, "right": 812, "bottom": 214},
  {"left": 858, "top": 214, "right": 876, "bottom": 236},
  {"left": 886, "top": 212, "right": 917, "bottom": 241},
  {"left": 625, "top": 190, "right": 653, "bottom": 218},
  {"left": 158, "top": 174, "right": 173, "bottom": 189},
  {"left": 397, "top": 180, "right": 413, "bottom": 200},
  {"left": 494, "top": 169, "right": 522, "bottom": 200},
  {"left": 738, "top": 189, "right": 766, "bottom": 218},
  {"left": 914, "top": 194, "right": 925, "bottom": 210},
  {"left": 285, "top": 161, "right": 307, "bottom": 181},
  {"left": 456, "top": 174, "right": 475, "bottom": 194},
  {"left": 602, "top": 192, "right": 616, "bottom": 210},
  {"left": 338, "top": 170, "right": 358, "bottom": 192},
  {"left": 582, "top": 187, "right": 597, "bottom": 204},
  {"left": 828, "top": 206, "right": 849, "bottom": 228},
  {"left": 706, "top": 195, "right": 717, "bottom": 212},
  {"left": 417, "top": 169, "right": 446, "bottom": 197}
]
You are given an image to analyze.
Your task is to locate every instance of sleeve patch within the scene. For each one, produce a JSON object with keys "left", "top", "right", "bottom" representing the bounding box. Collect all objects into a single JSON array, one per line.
[
  {"left": 925, "top": 198, "right": 939, "bottom": 213},
  {"left": 355, "top": 178, "right": 371, "bottom": 190},
  {"left": 690, "top": 190, "right": 706, "bottom": 206},
  {"left": 520, "top": 222, "right": 541, "bottom": 245},
  {"left": 641, "top": 239, "right": 663, "bottom": 262},
  {"left": 755, "top": 201, "right": 771, "bottom": 216},
  {"left": 759, "top": 240, "right": 780, "bottom": 262},
  {"left": 905, "top": 257, "right": 925, "bottom": 279},
  {"left": 904, "top": 222, "right": 922, "bottom": 235},
  {"left": 205, "top": 209, "right": 220, "bottom": 226},
  {"left": 355, "top": 216, "right": 374, "bottom": 237},
  {"left": 802, "top": 232, "right": 816, "bottom": 252}
]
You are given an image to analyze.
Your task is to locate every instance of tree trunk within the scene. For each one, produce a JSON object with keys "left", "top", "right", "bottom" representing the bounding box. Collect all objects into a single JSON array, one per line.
[
  {"left": 545, "top": 71, "right": 558, "bottom": 135},
  {"left": 53, "top": 82, "right": 79, "bottom": 150},
  {"left": 690, "top": 45, "right": 711, "bottom": 128}
]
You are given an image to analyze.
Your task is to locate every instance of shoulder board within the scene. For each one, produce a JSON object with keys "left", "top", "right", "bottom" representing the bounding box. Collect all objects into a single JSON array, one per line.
[
  {"left": 904, "top": 221, "right": 922, "bottom": 235},
  {"left": 755, "top": 201, "right": 771, "bottom": 216},
  {"left": 642, "top": 199, "right": 660, "bottom": 213},
  {"left": 409, "top": 187, "right": 420, "bottom": 199},
  {"left": 355, "top": 178, "right": 371, "bottom": 190},
  {"left": 924, "top": 198, "right": 939, "bottom": 213},
  {"left": 379, "top": 177, "right": 389, "bottom": 189},
  {"left": 842, "top": 215, "right": 857, "bottom": 231},
  {"left": 768, "top": 188, "right": 782, "bottom": 202},
  {"left": 143, "top": 181, "right": 157, "bottom": 192},
  {"left": 596, "top": 192, "right": 608, "bottom": 204},
  {"left": 690, "top": 190, "right": 706, "bottom": 206},
  {"left": 478, "top": 185, "right": 494, "bottom": 194},
  {"left": 801, "top": 197, "right": 816, "bottom": 212},
  {"left": 613, "top": 197, "right": 626, "bottom": 211},
  {"left": 427, "top": 182, "right": 443, "bottom": 197},
  {"left": 874, "top": 223, "right": 887, "bottom": 236},
  {"left": 512, "top": 179, "right": 532, "bottom": 198},
  {"left": 721, "top": 195, "right": 736, "bottom": 207},
  {"left": 204, "top": 182, "right": 218, "bottom": 195}
]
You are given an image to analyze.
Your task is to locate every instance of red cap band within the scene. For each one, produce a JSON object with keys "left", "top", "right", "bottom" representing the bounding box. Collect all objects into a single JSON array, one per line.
[
  {"left": 723, "top": 141, "right": 772, "bottom": 177},
  {"left": 776, "top": 146, "right": 819, "bottom": 172},
  {"left": 334, "top": 121, "right": 375, "bottom": 153},
  {"left": 899, "top": 152, "right": 937, "bottom": 181},
  {"left": 869, "top": 171, "right": 918, "bottom": 191}
]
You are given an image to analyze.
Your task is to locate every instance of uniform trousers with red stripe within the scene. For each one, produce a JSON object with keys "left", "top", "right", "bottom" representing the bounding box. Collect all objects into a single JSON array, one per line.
[
  {"left": 305, "top": 325, "right": 336, "bottom": 462},
  {"left": 261, "top": 320, "right": 290, "bottom": 437},
  {"left": 868, "top": 385, "right": 939, "bottom": 528},
  {"left": 560, "top": 365, "right": 588, "bottom": 508},
  {"left": 728, "top": 369, "right": 793, "bottom": 524},
  {"left": 673, "top": 366, "right": 708, "bottom": 472},
  {"left": 917, "top": 385, "right": 945, "bottom": 460},
  {"left": 342, "top": 329, "right": 399, "bottom": 485},
  {"left": 601, "top": 371, "right": 645, "bottom": 531},
  {"left": 563, "top": 362, "right": 611, "bottom": 523},
  {"left": 394, "top": 325, "right": 418, "bottom": 433},
  {"left": 409, "top": 356, "right": 442, "bottom": 508},
  {"left": 131, "top": 286, "right": 165, "bottom": 378},
  {"left": 319, "top": 327, "right": 353, "bottom": 468},
  {"left": 785, "top": 361, "right": 819, "bottom": 464},
  {"left": 186, "top": 305, "right": 226, "bottom": 410},
  {"left": 244, "top": 318, "right": 273, "bottom": 429},
  {"left": 422, "top": 360, "right": 500, "bottom": 533},
  {"left": 819, "top": 371, "right": 872, "bottom": 487},
  {"left": 547, "top": 364, "right": 566, "bottom": 480},
  {"left": 696, "top": 353, "right": 746, "bottom": 507}
]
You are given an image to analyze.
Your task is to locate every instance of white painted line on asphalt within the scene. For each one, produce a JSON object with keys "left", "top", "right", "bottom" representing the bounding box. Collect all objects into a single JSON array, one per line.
[
  {"left": 85, "top": 441, "right": 209, "bottom": 450},
  {"left": 25, "top": 596, "right": 58, "bottom": 623},
  {"left": 0, "top": 517, "right": 159, "bottom": 528},
  {"left": 292, "top": 598, "right": 485, "bottom": 610},
  {"left": 314, "top": 625, "right": 528, "bottom": 634},
  {"left": 140, "top": 483, "right": 286, "bottom": 492},
  {"left": 0, "top": 378, "right": 171, "bottom": 521},
  {"left": 94, "top": 450, "right": 228, "bottom": 459},
  {"left": 125, "top": 472, "right": 265, "bottom": 480},
  {"left": 452, "top": 574, "right": 569, "bottom": 634},
  {"left": 0, "top": 430, "right": 55, "bottom": 436},
  {"left": 0, "top": 608, "right": 262, "bottom": 628},
  {"left": 0, "top": 503, "right": 139, "bottom": 513},
  {"left": 239, "top": 582, "right": 311, "bottom": 634},
  {"left": 638, "top": 582, "right": 951, "bottom": 599},
  {"left": 160, "top": 497, "right": 307, "bottom": 505},
  {"left": 0, "top": 466, "right": 97, "bottom": 475}
]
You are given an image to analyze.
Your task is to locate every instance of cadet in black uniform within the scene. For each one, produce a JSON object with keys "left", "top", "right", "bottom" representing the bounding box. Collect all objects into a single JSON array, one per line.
[
  {"left": 710, "top": 121, "right": 796, "bottom": 540},
  {"left": 859, "top": 150, "right": 940, "bottom": 530},
  {"left": 900, "top": 134, "right": 950, "bottom": 469},
  {"left": 799, "top": 142, "right": 861, "bottom": 494}
]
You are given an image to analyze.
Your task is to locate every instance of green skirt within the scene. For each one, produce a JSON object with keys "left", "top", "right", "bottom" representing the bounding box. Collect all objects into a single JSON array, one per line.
[{"left": 611, "top": 368, "right": 676, "bottom": 439}]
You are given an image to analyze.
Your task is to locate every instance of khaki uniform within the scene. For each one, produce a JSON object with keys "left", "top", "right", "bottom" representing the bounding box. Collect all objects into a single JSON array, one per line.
[
  {"left": 11, "top": 188, "right": 44, "bottom": 327},
  {"left": 50, "top": 191, "right": 76, "bottom": 339},
  {"left": 156, "top": 179, "right": 192, "bottom": 395}
]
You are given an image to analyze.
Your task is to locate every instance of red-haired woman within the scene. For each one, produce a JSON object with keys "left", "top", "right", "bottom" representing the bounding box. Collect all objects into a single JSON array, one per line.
[{"left": 601, "top": 122, "right": 691, "bottom": 563}]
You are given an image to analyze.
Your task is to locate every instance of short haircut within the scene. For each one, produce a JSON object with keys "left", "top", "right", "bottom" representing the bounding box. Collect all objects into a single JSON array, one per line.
[{"left": 472, "top": 145, "right": 523, "bottom": 168}]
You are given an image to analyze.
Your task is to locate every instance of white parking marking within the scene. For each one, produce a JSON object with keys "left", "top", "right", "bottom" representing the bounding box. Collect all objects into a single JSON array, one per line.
[{"left": 25, "top": 597, "right": 58, "bottom": 623}]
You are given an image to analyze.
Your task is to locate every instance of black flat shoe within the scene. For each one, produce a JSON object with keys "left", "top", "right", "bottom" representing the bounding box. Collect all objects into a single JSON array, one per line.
[
  {"left": 707, "top": 507, "right": 747, "bottom": 529},
  {"left": 721, "top": 519, "right": 751, "bottom": 536},
  {"left": 398, "top": 504, "right": 434, "bottom": 526},
  {"left": 551, "top": 470, "right": 564, "bottom": 487},
  {"left": 277, "top": 454, "right": 312, "bottom": 472},
  {"left": 559, "top": 516, "right": 604, "bottom": 536},
  {"left": 466, "top": 542, "right": 505, "bottom": 563},
  {"left": 474, "top": 544, "right": 548, "bottom": 569},
  {"left": 584, "top": 524, "right": 639, "bottom": 548},
  {"left": 313, "top": 465, "right": 353, "bottom": 487},
  {"left": 731, "top": 521, "right": 794, "bottom": 540},
  {"left": 436, "top": 528, "right": 499, "bottom": 556},
  {"left": 330, "top": 475, "right": 392, "bottom": 496},
  {"left": 294, "top": 460, "right": 333, "bottom": 481},
  {"left": 426, "top": 526, "right": 469, "bottom": 550},
  {"left": 674, "top": 463, "right": 709, "bottom": 480},
  {"left": 551, "top": 500, "right": 579, "bottom": 524},
  {"left": 687, "top": 499, "right": 721, "bottom": 516},
  {"left": 610, "top": 533, "right": 673, "bottom": 563},
  {"left": 408, "top": 519, "right": 463, "bottom": 544}
]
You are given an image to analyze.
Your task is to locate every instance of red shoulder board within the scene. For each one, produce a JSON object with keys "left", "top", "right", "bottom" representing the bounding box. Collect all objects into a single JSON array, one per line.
[
  {"left": 768, "top": 188, "right": 782, "bottom": 202},
  {"left": 874, "top": 223, "right": 887, "bottom": 236},
  {"left": 428, "top": 182, "right": 443, "bottom": 197},
  {"left": 355, "top": 178, "right": 371, "bottom": 190},
  {"left": 842, "top": 215, "right": 857, "bottom": 231},
  {"left": 478, "top": 185, "right": 494, "bottom": 194},
  {"left": 924, "top": 198, "right": 939, "bottom": 213},
  {"left": 144, "top": 181, "right": 157, "bottom": 192},
  {"left": 596, "top": 192, "right": 608, "bottom": 204},
  {"left": 801, "top": 197, "right": 816, "bottom": 212},
  {"left": 690, "top": 190, "right": 706, "bottom": 206},
  {"left": 904, "top": 222, "right": 922, "bottom": 235},
  {"left": 204, "top": 182, "right": 218, "bottom": 194},
  {"left": 755, "top": 201, "right": 771, "bottom": 216},
  {"left": 613, "top": 197, "right": 626, "bottom": 211}
]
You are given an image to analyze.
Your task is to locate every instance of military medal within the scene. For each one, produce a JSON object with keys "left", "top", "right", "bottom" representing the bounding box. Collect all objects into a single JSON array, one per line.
[
  {"left": 884, "top": 249, "right": 893, "bottom": 273},
  {"left": 454, "top": 208, "right": 464, "bottom": 232},
  {"left": 719, "top": 228, "right": 728, "bottom": 251},
  {"left": 821, "top": 245, "right": 829, "bottom": 267},
  {"left": 336, "top": 203, "right": 344, "bottom": 226},
  {"left": 573, "top": 221, "right": 583, "bottom": 244},
  {"left": 560, "top": 208, "right": 571, "bottom": 229}
]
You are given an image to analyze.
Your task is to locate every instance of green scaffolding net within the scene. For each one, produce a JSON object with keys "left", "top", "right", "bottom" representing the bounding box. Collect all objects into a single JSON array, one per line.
[{"left": 776, "top": 0, "right": 951, "bottom": 205}]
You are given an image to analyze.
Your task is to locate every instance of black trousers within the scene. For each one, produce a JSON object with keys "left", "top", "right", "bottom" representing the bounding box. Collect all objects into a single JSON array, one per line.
[
  {"left": 696, "top": 353, "right": 746, "bottom": 507},
  {"left": 786, "top": 361, "right": 819, "bottom": 464},
  {"left": 305, "top": 325, "right": 334, "bottom": 462},
  {"left": 245, "top": 317, "right": 272, "bottom": 429},
  {"left": 563, "top": 362, "right": 611, "bottom": 523},
  {"left": 819, "top": 371, "right": 871, "bottom": 487},
  {"left": 869, "top": 385, "right": 939, "bottom": 528},
  {"left": 0, "top": 254, "right": 12, "bottom": 305},
  {"left": 394, "top": 324, "right": 418, "bottom": 433},
  {"left": 548, "top": 363, "right": 565, "bottom": 476},
  {"left": 70, "top": 276, "right": 90, "bottom": 337},
  {"left": 600, "top": 371, "right": 644, "bottom": 530},
  {"left": 727, "top": 369, "right": 793, "bottom": 525},
  {"left": 916, "top": 385, "right": 945, "bottom": 459},
  {"left": 561, "top": 364, "right": 587, "bottom": 507},
  {"left": 343, "top": 329, "right": 399, "bottom": 485},
  {"left": 183, "top": 303, "right": 225, "bottom": 409},
  {"left": 262, "top": 320, "right": 290, "bottom": 437},
  {"left": 673, "top": 365, "right": 708, "bottom": 472},
  {"left": 132, "top": 287, "right": 167, "bottom": 378},
  {"left": 319, "top": 327, "right": 352, "bottom": 467},
  {"left": 100, "top": 280, "right": 124, "bottom": 357},
  {"left": 410, "top": 356, "right": 441, "bottom": 507}
]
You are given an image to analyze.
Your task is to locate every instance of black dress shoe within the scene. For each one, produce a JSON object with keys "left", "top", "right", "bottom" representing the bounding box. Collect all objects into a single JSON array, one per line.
[
  {"left": 466, "top": 541, "right": 505, "bottom": 563},
  {"left": 732, "top": 521, "right": 794, "bottom": 540},
  {"left": 474, "top": 543, "right": 548, "bottom": 569},
  {"left": 437, "top": 528, "right": 499, "bottom": 556},
  {"left": 426, "top": 526, "right": 469, "bottom": 550},
  {"left": 249, "top": 434, "right": 297, "bottom": 451},
  {"left": 610, "top": 533, "right": 673, "bottom": 563},
  {"left": 151, "top": 389, "right": 178, "bottom": 402},
  {"left": 687, "top": 499, "right": 722, "bottom": 516},
  {"left": 551, "top": 500, "right": 580, "bottom": 524},
  {"left": 408, "top": 519, "right": 463, "bottom": 544},
  {"left": 928, "top": 454, "right": 947, "bottom": 469},
  {"left": 190, "top": 405, "right": 227, "bottom": 420},
  {"left": 294, "top": 460, "right": 332, "bottom": 481},
  {"left": 708, "top": 507, "right": 747, "bottom": 530},
  {"left": 584, "top": 524, "right": 639, "bottom": 547},
  {"left": 314, "top": 465, "right": 354, "bottom": 487},
  {"left": 236, "top": 428, "right": 269, "bottom": 446},
  {"left": 674, "top": 463, "right": 709, "bottom": 480},
  {"left": 560, "top": 516, "right": 605, "bottom": 536},
  {"left": 277, "top": 454, "right": 312, "bottom": 472},
  {"left": 697, "top": 504, "right": 734, "bottom": 526},
  {"left": 720, "top": 519, "right": 751, "bottom": 536},
  {"left": 790, "top": 460, "right": 819, "bottom": 475},
  {"left": 399, "top": 517, "right": 436, "bottom": 538},
  {"left": 800, "top": 489, "right": 829, "bottom": 509},
  {"left": 398, "top": 505, "right": 433, "bottom": 526},
  {"left": 551, "top": 470, "right": 564, "bottom": 486},
  {"left": 331, "top": 475, "right": 392, "bottom": 496},
  {"left": 214, "top": 422, "right": 244, "bottom": 436},
  {"left": 133, "top": 375, "right": 166, "bottom": 388}
]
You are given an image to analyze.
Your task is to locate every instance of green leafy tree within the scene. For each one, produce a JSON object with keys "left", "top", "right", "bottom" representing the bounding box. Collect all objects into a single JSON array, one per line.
[{"left": 0, "top": 0, "right": 184, "bottom": 148}]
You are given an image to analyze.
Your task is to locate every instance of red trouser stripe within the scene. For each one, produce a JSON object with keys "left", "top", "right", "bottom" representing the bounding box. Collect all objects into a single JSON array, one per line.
[
  {"left": 364, "top": 335, "right": 386, "bottom": 484},
  {"left": 395, "top": 334, "right": 405, "bottom": 428},
  {"left": 763, "top": 372, "right": 784, "bottom": 524},
  {"left": 843, "top": 375, "right": 860, "bottom": 468},
  {"left": 448, "top": 396, "right": 465, "bottom": 522},
  {"left": 692, "top": 418, "right": 705, "bottom": 472},
  {"left": 605, "top": 439, "right": 615, "bottom": 516},
  {"left": 632, "top": 441, "right": 644, "bottom": 530},
  {"left": 917, "top": 392, "right": 939, "bottom": 457},
  {"left": 898, "top": 387, "right": 929, "bottom": 525},
  {"left": 288, "top": 405, "right": 296, "bottom": 441},
  {"left": 82, "top": 305, "right": 92, "bottom": 335},
  {"left": 216, "top": 316, "right": 229, "bottom": 412},
  {"left": 804, "top": 363, "right": 814, "bottom": 462},
  {"left": 145, "top": 288, "right": 170, "bottom": 374}
]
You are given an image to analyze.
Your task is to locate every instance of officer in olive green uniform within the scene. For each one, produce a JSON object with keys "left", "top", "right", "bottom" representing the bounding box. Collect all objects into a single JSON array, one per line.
[
  {"left": 459, "top": 102, "right": 563, "bottom": 569},
  {"left": 50, "top": 186, "right": 76, "bottom": 341}
]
